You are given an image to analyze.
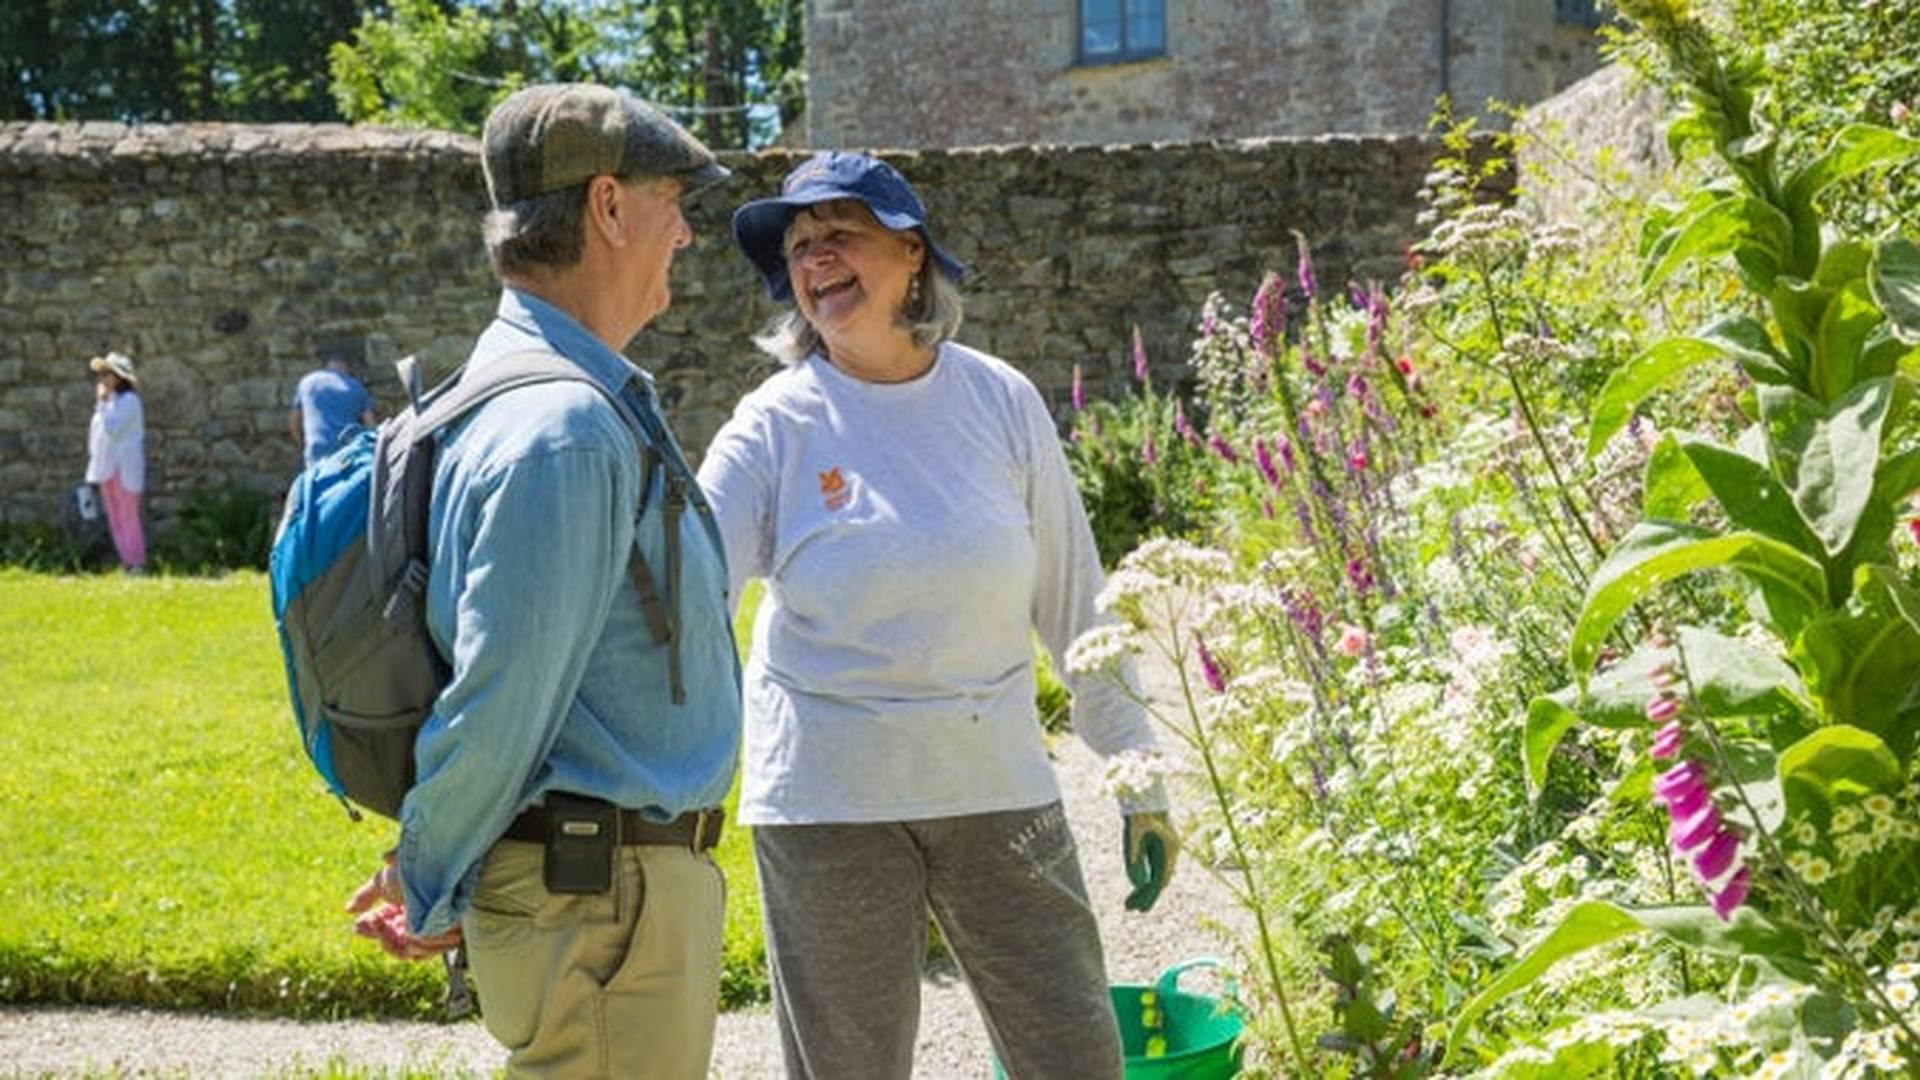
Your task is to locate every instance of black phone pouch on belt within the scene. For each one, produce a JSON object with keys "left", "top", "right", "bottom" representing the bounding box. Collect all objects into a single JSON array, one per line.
[{"left": 543, "top": 793, "right": 617, "bottom": 895}]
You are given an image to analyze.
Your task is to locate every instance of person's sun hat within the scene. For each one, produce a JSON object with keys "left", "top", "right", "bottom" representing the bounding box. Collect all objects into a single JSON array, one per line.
[
  {"left": 732, "top": 152, "right": 969, "bottom": 302},
  {"left": 88, "top": 351, "right": 137, "bottom": 386},
  {"left": 480, "top": 83, "right": 730, "bottom": 209}
]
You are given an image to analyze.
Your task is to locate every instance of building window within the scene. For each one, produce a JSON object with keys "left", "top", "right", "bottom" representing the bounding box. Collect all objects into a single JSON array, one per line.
[
  {"left": 1079, "top": 0, "right": 1166, "bottom": 65},
  {"left": 1555, "top": 0, "right": 1602, "bottom": 27}
]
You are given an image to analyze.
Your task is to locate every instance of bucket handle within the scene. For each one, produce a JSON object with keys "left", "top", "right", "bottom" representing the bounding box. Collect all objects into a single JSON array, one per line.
[{"left": 1155, "top": 957, "right": 1239, "bottom": 1004}]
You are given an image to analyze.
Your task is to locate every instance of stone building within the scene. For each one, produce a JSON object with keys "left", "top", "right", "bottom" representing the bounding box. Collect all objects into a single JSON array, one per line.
[{"left": 806, "top": 0, "right": 1604, "bottom": 148}]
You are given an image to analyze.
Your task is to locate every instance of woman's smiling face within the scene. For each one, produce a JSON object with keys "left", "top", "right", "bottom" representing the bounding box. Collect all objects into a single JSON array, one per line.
[{"left": 783, "top": 200, "right": 926, "bottom": 341}]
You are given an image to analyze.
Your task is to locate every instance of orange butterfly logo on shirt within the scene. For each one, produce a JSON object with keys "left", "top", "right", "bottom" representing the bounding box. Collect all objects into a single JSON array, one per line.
[{"left": 818, "top": 467, "right": 851, "bottom": 511}]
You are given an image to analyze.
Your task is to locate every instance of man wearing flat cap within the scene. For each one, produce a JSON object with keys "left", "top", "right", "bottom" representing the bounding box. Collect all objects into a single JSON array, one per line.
[{"left": 342, "top": 84, "right": 742, "bottom": 1078}]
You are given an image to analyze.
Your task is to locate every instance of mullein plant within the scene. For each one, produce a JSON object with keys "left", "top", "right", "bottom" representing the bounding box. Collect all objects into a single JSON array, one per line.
[{"left": 1447, "top": 0, "right": 1920, "bottom": 1069}]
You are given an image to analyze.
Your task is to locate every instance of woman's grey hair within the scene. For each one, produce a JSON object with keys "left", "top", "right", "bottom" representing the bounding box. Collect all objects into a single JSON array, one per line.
[
  {"left": 752, "top": 259, "right": 965, "bottom": 365},
  {"left": 482, "top": 183, "right": 592, "bottom": 279}
]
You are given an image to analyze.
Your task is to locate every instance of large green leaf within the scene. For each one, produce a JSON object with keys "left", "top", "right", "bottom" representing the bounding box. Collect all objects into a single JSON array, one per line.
[
  {"left": 1786, "top": 124, "right": 1920, "bottom": 210},
  {"left": 1643, "top": 195, "right": 1794, "bottom": 291},
  {"left": 1643, "top": 434, "right": 1713, "bottom": 519},
  {"left": 1871, "top": 238, "right": 1920, "bottom": 346},
  {"left": 1444, "top": 902, "right": 1818, "bottom": 1063},
  {"left": 1675, "top": 432, "right": 1823, "bottom": 552},
  {"left": 1760, "top": 380, "right": 1893, "bottom": 557},
  {"left": 1778, "top": 725, "right": 1904, "bottom": 819},
  {"left": 1443, "top": 903, "right": 1645, "bottom": 1065},
  {"left": 1793, "top": 567, "right": 1920, "bottom": 764},
  {"left": 1630, "top": 905, "right": 1819, "bottom": 981},
  {"left": 1705, "top": 313, "right": 1798, "bottom": 387},
  {"left": 1862, "top": 325, "right": 1919, "bottom": 381},
  {"left": 1572, "top": 522, "right": 1829, "bottom": 683},
  {"left": 1588, "top": 338, "right": 1729, "bottom": 458},
  {"left": 1524, "top": 627, "right": 1807, "bottom": 798},
  {"left": 1772, "top": 277, "right": 1834, "bottom": 364},
  {"left": 1812, "top": 281, "right": 1884, "bottom": 402},
  {"left": 1814, "top": 238, "right": 1873, "bottom": 291}
]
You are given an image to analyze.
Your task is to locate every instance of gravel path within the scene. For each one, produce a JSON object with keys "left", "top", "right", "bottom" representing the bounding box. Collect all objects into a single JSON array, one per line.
[{"left": 2, "top": 657, "right": 1244, "bottom": 1079}]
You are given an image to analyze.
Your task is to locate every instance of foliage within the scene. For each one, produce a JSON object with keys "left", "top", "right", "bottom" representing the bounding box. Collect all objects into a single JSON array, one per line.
[
  {"left": 0, "top": 0, "right": 372, "bottom": 122},
  {"left": 0, "top": 521, "right": 101, "bottom": 573},
  {"left": 0, "top": 571, "right": 768, "bottom": 1019},
  {"left": 1062, "top": 338, "right": 1217, "bottom": 568},
  {"left": 1710, "top": 0, "right": 1920, "bottom": 232},
  {"left": 1484, "top": 0, "right": 1920, "bottom": 1065},
  {"left": 149, "top": 484, "right": 280, "bottom": 574},
  {"left": 1065, "top": 4, "right": 1920, "bottom": 1075},
  {"left": 328, "top": 0, "right": 804, "bottom": 147}
]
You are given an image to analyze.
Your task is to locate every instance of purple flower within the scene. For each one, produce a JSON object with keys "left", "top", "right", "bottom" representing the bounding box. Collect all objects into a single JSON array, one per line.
[
  {"left": 1653, "top": 761, "right": 1707, "bottom": 805},
  {"left": 1250, "top": 272, "right": 1287, "bottom": 355},
  {"left": 1297, "top": 243, "right": 1317, "bottom": 301},
  {"left": 1141, "top": 427, "right": 1158, "bottom": 466},
  {"left": 1302, "top": 352, "right": 1327, "bottom": 378},
  {"left": 1345, "top": 557, "right": 1374, "bottom": 594},
  {"left": 1254, "top": 437, "right": 1282, "bottom": 491},
  {"left": 1071, "top": 364, "right": 1085, "bottom": 412},
  {"left": 1174, "top": 401, "right": 1201, "bottom": 448},
  {"left": 1692, "top": 828, "right": 1742, "bottom": 880},
  {"left": 1711, "top": 866, "right": 1752, "bottom": 920},
  {"left": 1277, "top": 437, "right": 1296, "bottom": 472},
  {"left": 1133, "top": 324, "right": 1150, "bottom": 384},
  {"left": 1208, "top": 433, "right": 1239, "bottom": 464},
  {"left": 1669, "top": 805, "right": 1722, "bottom": 852},
  {"left": 1646, "top": 695, "right": 1681, "bottom": 722},
  {"left": 1195, "top": 635, "right": 1227, "bottom": 693},
  {"left": 1650, "top": 721, "right": 1685, "bottom": 760}
]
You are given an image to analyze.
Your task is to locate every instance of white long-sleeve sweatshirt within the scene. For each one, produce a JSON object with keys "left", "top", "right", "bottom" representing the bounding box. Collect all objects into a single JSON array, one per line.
[{"left": 697, "top": 342, "right": 1158, "bottom": 825}]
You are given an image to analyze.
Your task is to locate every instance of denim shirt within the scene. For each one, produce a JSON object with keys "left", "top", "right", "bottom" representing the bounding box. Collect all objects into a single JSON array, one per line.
[{"left": 397, "top": 288, "right": 741, "bottom": 936}]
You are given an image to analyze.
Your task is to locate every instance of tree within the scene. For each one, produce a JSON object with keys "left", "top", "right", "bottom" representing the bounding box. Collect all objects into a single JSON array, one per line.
[
  {"left": 0, "top": 0, "right": 370, "bottom": 122},
  {"left": 327, "top": 0, "right": 806, "bottom": 147}
]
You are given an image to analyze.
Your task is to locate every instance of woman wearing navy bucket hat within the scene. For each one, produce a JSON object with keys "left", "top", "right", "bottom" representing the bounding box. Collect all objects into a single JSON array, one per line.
[{"left": 698, "top": 151, "right": 1181, "bottom": 1079}]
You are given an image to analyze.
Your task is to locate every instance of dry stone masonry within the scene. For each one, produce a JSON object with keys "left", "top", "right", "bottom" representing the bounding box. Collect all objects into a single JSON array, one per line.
[{"left": 1, "top": 122, "right": 1453, "bottom": 527}]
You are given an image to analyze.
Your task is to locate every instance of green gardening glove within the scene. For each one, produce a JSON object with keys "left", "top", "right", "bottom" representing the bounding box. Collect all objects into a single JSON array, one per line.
[{"left": 1123, "top": 811, "right": 1179, "bottom": 913}]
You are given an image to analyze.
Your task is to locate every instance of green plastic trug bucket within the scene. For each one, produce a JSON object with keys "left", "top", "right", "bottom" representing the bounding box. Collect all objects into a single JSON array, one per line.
[{"left": 991, "top": 958, "right": 1244, "bottom": 1080}]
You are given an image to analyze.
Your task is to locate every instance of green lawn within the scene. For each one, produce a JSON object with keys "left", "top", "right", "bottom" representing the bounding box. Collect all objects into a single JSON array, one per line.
[{"left": 0, "top": 569, "right": 766, "bottom": 1019}]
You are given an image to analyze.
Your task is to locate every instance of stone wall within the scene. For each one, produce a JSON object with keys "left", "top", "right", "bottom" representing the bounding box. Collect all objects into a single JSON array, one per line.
[
  {"left": 806, "top": 0, "right": 1601, "bottom": 149},
  {"left": 1, "top": 122, "right": 1456, "bottom": 527},
  {"left": 1515, "top": 63, "right": 1672, "bottom": 223}
]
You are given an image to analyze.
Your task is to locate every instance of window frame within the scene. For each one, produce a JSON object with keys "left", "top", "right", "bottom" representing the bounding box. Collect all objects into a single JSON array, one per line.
[
  {"left": 1075, "top": 0, "right": 1168, "bottom": 67},
  {"left": 1554, "top": 0, "right": 1603, "bottom": 29}
]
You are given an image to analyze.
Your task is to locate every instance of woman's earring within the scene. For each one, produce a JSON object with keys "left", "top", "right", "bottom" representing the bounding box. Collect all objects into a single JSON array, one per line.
[{"left": 908, "top": 275, "right": 922, "bottom": 308}]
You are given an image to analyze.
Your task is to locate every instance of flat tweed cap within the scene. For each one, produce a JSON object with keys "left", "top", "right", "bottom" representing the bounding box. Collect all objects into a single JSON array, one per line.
[{"left": 481, "top": 83, "right": 729, "bottom": 207}]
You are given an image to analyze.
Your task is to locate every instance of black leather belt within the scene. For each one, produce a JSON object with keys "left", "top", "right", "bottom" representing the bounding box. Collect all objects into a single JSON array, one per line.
[{"left": 503, "top": 804, "right": 725, "bottom": 852}]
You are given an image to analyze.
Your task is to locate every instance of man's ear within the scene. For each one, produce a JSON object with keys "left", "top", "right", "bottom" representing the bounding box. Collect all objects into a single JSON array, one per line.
[{"left": 586, "top": 175, "right": 626, "bottom": 247}]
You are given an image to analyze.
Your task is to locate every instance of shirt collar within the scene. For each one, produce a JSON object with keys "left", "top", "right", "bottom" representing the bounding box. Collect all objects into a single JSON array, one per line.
[{"left": 493, "top": 287, "right": 654, "bottom": 395}]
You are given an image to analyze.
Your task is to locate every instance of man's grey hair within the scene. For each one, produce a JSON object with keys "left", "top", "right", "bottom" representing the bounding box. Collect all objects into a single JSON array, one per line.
[
  {"left": 482, "top": 183, "right": 593, "bottom": 279},
  {"left": 753, "top": 262, "right": 965, "bottom": 365}
]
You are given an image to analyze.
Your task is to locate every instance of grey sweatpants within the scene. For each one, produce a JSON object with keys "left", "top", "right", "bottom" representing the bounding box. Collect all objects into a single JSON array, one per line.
[{"left": 752, "top": 802, "right": 1124, "bottom": 1080}]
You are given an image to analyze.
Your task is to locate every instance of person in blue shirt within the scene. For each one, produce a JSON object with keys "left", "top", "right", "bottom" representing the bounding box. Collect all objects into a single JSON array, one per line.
[
  {"left": 340, "top": 83, "right": 742, "bottom": 1080},
  {"left": 288, "top": 351, "right": 374, "bottom": 466}
]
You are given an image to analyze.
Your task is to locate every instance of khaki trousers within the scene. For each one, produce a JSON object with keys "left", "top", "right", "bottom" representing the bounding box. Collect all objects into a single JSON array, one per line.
[{"left": 462, "top": 839, "right": 726, "bottom": 1080}]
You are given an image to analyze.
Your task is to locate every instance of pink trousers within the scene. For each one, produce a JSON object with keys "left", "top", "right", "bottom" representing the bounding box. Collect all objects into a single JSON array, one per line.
[{"left": 100, "top": 475, "right": 145, "bottom": 569}]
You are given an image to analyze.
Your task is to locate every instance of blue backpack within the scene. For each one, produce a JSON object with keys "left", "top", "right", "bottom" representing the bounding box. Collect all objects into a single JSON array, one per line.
[{"left": 270, "top": 351, "right": 683, "bottom": 820}]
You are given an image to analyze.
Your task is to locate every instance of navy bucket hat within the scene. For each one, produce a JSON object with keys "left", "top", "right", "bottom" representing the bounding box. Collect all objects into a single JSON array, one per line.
[{"left": 732, "top": 152, "right": 968, "bottom": 302}]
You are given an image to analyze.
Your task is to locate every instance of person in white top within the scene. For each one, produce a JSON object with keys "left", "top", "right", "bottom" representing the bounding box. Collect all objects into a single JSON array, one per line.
[
  {"left": 85, "top": 351, "right": 146, "bottom": 571},
  {"left": 699, "top": 152, "right": 1180, "bottom": 1080}
]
